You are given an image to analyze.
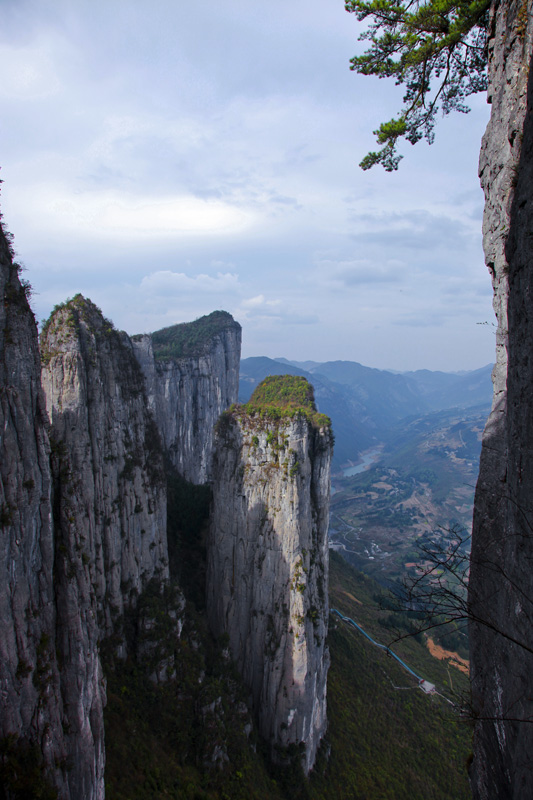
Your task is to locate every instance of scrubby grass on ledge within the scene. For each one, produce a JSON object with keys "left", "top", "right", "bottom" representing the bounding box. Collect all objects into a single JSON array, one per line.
[
  {"left": 147, "top": 311, "right": 236, "bottom": 360},
  {"left": 235, "top": 375, "right": 331, "bottom": 429}
]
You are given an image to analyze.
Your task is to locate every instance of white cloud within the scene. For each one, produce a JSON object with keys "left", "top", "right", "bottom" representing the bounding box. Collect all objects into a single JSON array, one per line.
[
  {"left": 140, "top": 270, "right": 241, "bottom": 295},
  {"left": 238, "top": 294, "right": 318, "bottom": 327},
  {"left": 210, "top": 259, "right": 235, "bottom": 269},
  {"left": 10, "top": 184, "right": 255, "bottom": 240},
  {"left": 316, "top": 258, "right": 404, "bottom": 287},
  {"left": 0, "top": 0, "right": 495, "bottom": 371},
  {"left": 0, "top": 40, "right": 63, "bottom": 100},
  {"left": 241, "top": 294, "right": 280, "bottom": 309}
]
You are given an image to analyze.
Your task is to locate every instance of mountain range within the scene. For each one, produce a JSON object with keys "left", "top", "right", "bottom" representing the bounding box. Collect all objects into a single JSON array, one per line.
[{"left": 239, "top": 357, "right": 493, "bottom": 469}]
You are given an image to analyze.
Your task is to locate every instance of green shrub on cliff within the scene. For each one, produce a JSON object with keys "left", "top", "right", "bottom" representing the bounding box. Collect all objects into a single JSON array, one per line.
[
  {"left": 149, "top": 311, "right": 236, "bottom": 360},
  {"left": 241, "top": 375, "right": 331, "bottom": 429}
]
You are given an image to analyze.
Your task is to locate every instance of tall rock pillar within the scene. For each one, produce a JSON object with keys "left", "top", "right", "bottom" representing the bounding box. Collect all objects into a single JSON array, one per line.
[
  {"left": 207, "top": 376, "right": 332, "bottom": 773},
  {"left": 40, "top": 294, "right": 168, "bottom": 799}
]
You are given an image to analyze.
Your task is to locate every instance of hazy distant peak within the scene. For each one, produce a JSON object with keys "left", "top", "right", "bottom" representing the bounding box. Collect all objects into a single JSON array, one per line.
[{"left": 274, "top": 357, "right": 324, "bottom": 371}]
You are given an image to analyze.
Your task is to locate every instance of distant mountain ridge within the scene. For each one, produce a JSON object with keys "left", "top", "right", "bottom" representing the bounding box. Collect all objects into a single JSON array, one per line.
[
  {"left": 399, "top": 365, "right": 493, "bottom": 411},
  {"left": 239, "top": 357, "right": 493, "bottom": 469}
]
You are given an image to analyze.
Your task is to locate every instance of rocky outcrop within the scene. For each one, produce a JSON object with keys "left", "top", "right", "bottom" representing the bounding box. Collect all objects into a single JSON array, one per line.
[
  {"left": 0, "top": 229, "right": 68, "bottom": 794},
  {"left": 40, "top": 295, "right": 169, "bottom": 798},
  {"left": 469, "top": 1, "right": 533, "bottom": 797},
  {"left": 133, "top": 311, "right": 241, "bottom": 484},
  {"left": 207, "top": 377, "right": 332, "bottom": 773}
]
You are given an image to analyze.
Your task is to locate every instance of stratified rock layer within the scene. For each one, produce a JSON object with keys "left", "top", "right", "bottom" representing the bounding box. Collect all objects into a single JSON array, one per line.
[
  {"left": 470, "top": 1, "right": 533, "bottom": 797},
  {"left": 133, "top": 311, "right": 241, "bottom": 484},
  {"left": 207, "top": 405, "right": 332, "bottom": 773},
  {"left": 40, "top": 295, "right": 168, "bottom": 798}
]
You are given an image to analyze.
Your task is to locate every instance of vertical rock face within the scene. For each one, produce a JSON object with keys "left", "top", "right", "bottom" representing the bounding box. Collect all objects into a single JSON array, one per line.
[
  {"left": 41, "top": 295, "right": 168, "bottom": 623},
  {"left": 1, "top": 253, "right": 243, "bottom": 797},
  {"left": 470, "top": 2, "right": 533, "bottom": 797},
  {"left": 207, "top": 377, "right": 332, "bottom": 773},
  {"left": 133, "top": 311, "right": 241, "bottom": 484},
  {"left": 40, "top": 295, "right": 168, "bottom": 799},
  {"left": 0, "top": 229, "right": 68, "bottom": 793}
]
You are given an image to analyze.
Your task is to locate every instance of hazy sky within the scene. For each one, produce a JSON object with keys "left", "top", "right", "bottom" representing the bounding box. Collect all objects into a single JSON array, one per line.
[{"left": 0, "top": 0, "right": 495, "bottom": 371}]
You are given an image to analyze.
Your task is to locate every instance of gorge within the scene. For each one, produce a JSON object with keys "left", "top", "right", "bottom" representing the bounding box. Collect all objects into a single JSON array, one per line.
[{"left": 2, "top": 2, "right": 533, "bottom": 794}]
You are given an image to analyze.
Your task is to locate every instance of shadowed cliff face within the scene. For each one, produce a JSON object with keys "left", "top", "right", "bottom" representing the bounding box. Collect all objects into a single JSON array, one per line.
[
  {"left": 0, "top": 230, "right": 69, "bottom": 795},
  {"left": 207, "top": 404, "right": 332, "bottom": 773},
  {"left": 133, "top": 312, "right": 241, "bottom": 484},
  {"left": 470, "top": 2, "right": 533, "bottom": 797}
]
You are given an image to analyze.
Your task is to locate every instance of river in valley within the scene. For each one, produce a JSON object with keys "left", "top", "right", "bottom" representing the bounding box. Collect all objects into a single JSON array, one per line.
[{"left": 342, "top": 446, "right": 383, "bottom": 477}]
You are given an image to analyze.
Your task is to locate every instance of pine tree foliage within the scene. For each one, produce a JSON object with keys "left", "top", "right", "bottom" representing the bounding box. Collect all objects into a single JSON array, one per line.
[{"left": 346, "top": 0, "right": 490, "bottom": 169}]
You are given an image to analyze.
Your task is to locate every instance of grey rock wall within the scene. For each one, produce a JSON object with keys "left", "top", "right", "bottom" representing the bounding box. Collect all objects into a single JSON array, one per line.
[
  {"left": 0, "top": 230, "right": 71, "bottom": 794},
  {"left": 470, "top": 1, "right": 533, "bottom": 797},
  {"left": 133, "top": 313, "right": 241, "bottom": 484},
  {"left": 207, "top": 408, "right": 332, "bottom": 773}
]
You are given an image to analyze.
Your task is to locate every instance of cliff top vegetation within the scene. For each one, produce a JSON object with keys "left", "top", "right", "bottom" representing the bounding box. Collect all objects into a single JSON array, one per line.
[
  {"left": 239, "top": 375, "right": 332, "bottom": 429},
  {"left": 40, "top": 294, "right": 113, "bottom": 337},
  {"left": 147, "top": 310, "right": 239, "bottom": 361}
]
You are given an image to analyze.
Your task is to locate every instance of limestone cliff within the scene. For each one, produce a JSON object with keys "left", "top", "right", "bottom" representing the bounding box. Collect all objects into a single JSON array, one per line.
[
  {"left": 0, "top": 228, "right": 68, "bottom": 795},
  {"left": 133, "top": 311, "right": 241, "bottom": 484},
  {"left": 207, "top": 376, "right": 332, "bottom": 773},
  {"left": 39, "top": 295, "right": 169, "bottom": 798},
  {"left": 470, "top": 1, "right": 533, "bottom": 796}
]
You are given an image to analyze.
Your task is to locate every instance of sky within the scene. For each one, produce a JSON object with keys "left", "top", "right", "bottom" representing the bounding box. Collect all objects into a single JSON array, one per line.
[{"left": 0, "top": 0, "right": 495, "bottom": 372}]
